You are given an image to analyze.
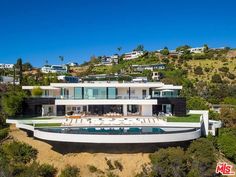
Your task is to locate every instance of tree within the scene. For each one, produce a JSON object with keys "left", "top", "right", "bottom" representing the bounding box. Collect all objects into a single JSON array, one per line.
[
  {"left": 32, "top": 87, "right": 43, "bottom": 96},
  {"left": 150, "top": 147, "right": 187, "bottom": 177},
  {"left": 23, "top": 62, "right": 33, "bottom": 71},
  {"left": 134, "top": 44, "right": 144, "bottom": 51},
  {"left": 45, "top": 59, "right": 49, "bottom": 65},
  {"left": 16, "top": 58, "right": 23, "bottom": 85},
  {"left": 186, "top": 138, "right": 216, "bottom": 177},
  {"left": 160, "top": 47, "right": 169, "bottom": 56},
  {"left": 117, "top": 47, "right": 122, "bottom": 53},
  {"left": 59, "top": 56, "right": 64, "bottom": 65},
  {"left": 203, "top": 44, "right": 209, "bottom": 53},
  {"left": 176, "top": 45, "right": 191, "bottom": 52},
  {"left": 187, "top": 96, "right": 208, "bottom": 110},
  {"left": 1, "top": 90, "right": 27, "bottom": 116},
  {"left": 211, "top": 74, "right": 222, "bottom": 83},
  {"left": 59, "top": 165, "right": 80, "bottom": 177}
]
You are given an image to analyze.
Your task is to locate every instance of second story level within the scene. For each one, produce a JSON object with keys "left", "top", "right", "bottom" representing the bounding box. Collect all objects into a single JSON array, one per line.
[{"left": 22, "top": 81, "right": 182, "bottom": 100}]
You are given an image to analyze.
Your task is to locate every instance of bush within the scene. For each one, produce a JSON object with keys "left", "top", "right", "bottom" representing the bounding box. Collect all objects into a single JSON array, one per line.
[
  {"left": 204, "top": 67, "right": 210, "bottom": 72},
  {"left": 187, "top": 96, "right": 209, "bottom": 110},
  {"left": 186, "top": 138, "right": 216, "bottom": 177},
  {"left": 217, "top": 128, "right": 236, "bottom": 163},
  {"left": 211, "top": 74, "right": 222, "bottom": 83},
  {"left": 114, "top": 160, "right": 123, "bottom": 171},
  {"left": 218, "top": 66, "right": 229, "bottom": 73},
  {"left": 194, "top": 66, "right": 203, "bottom": 75},
  {"left": 32, "top": 87, "right": 43, "bottom": 96},
  {"left": 2, "top": 141, "right": 38, "bottom": 164},
  {"left": 0, "top": 128, "right": 9, "bottom": 140},
  {"left": 106, "top": 159, "right": 115, "bottom": 170},
  {"left": 227, "top": 73, "right": 235, "bottom": 80},
  {"left": 150, "top": 147, "right": 187, "bottom": 177},
  {"left": 59, "top": 165, "right": 80, "bottom": 177},
  {"left": 88, "top": 165, "right": 97, "bottom": 173},
  {"left": 39, "top": 163, "right": 57, "bottom": 177}
]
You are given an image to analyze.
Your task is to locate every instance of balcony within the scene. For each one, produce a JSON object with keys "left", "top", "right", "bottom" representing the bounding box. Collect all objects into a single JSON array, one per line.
[{"left": 56, "top": 95, "right": 152, "bottom": 100}]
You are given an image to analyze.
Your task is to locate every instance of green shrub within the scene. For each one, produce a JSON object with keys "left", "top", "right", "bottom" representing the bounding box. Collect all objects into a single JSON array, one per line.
[
  {"left": 227, "top": 73, "right": 235, "bottom": 80},
  {"left": 106, "top": 159, "right": 115, "bottom": 170},
  {"left": 217, "top": 128, "right": 236, "bottom": 163},
  {"left": 211, "top": 74, "right": 222, "bottom": 83},
  {"left": 149, "top": 147, "right": 187, "bottom": 177},
  {"left": 32, "top": 87, "right": 43, "bottom": 96},
  {"left": 114, "top": 160, "right": 123, "bottom": 171},
  {"left": 186, "top": 138, "right": 216, "bottom": 177},
  {"left": 88, "top": 165, "right": 97, "bottom": 173},
  {"left": 39, "top": 163, "right": 57, "bottom": 177},
  {"left": 218, "top": 66, "right": 229, "bottom": 73},
  {"left": 2, "top": 141, "right": 38, "bottom": 164},
  {"left": 59, "top": 165, "right": 80, "bottom": 177},
  {"left": 0, "top": 128, "right": 9, "bottom": 140},
  {"left": 194, "top": 66, "right": 203, "bottom": 75}
]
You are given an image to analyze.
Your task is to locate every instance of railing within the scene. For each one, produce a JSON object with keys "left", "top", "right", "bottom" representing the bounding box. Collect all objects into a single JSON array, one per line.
[
  {"left": 31, "top": 95, "right": 180, "bottom": 99},
  {"left": 56, "top": 95, "right": 152, "bottom": 100}
]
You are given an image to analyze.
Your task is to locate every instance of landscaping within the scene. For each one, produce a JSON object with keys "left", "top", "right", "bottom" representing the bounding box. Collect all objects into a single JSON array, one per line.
[{"left": 167, "top": 114, "right": 201, "bottom": 122}]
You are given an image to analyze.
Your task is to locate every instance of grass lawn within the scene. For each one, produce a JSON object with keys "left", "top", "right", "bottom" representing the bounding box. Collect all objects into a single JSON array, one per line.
[
  {"left": 167, "top": 114, "right": 201, "bottom": 122},
  {"left": 10, "top": 116, "right": 55, "bottom": 120},
  {"left": 34, "top": 123, "right": 62, "bottom": 127}
]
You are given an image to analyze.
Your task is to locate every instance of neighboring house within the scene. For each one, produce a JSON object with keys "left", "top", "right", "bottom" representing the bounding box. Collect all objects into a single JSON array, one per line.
[
  {"left": 189, "top": 47, "right": 204, "bottom": 53},
  {"left": 132, "top": 64, "right": 165, "bottom": 72},
  {"left": 152, "top": 72, "right": 160, "bottom": 81},
  {"left": 0, "top": 76, "right": 19, "bottom": 84},
  {"left": 0, "top": 63, "right": 14, "bottom": 69},
  {"left": 132, "top": 77, "right": 148, "bottom": 83},
  {"left": 57, "top": 75, "right": 80, "bottom": 83},
  {"left": 100, "top": 54, "right": 119, "bottom": 65},
  {"left": 41, "top": 65, "right": 67, "bottom": 74},
  {"left": 124, "top": 51, "right": 144, "bottom": 60},
  {"left": 67, "top": 62, "right": 79, "bottom": 67}
]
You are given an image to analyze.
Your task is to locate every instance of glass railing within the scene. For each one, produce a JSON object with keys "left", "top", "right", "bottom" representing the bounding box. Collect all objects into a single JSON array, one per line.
[{"left": 56, "top": 95, "right": 152, "bottom": 100}]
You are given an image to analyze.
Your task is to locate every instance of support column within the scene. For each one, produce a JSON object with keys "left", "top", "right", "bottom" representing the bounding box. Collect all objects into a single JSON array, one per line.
[{"left": 123, "top": 104, "right": 127, "bottom": 116}]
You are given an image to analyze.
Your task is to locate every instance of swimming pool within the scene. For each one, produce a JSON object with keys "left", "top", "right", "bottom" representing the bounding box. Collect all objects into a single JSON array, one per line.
[{"left": 36, "top": 127, "right": 198, "bottom": 135}]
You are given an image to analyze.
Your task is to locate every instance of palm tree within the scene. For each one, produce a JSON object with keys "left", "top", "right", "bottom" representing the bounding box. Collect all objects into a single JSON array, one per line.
[
  {"left": 117, "top": 47, "right": 122, "bottom": 53},
  {"left": 59, "top": 56, "right": 64, "bottom": 65},
  {"left": 45, "top": 59, "right": 48, "bottom": 65}
]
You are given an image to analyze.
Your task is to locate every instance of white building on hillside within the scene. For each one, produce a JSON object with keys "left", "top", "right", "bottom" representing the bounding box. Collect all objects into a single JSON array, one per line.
[
  {"left": 189, "top": 47, "right": 204, "bottom": 53},
  {"left": 0, "top": 63, "right": 14, "bottom": 69},
  {"left": 124, "top": 51, "right": 144, "bottom": 60},
  {"left": 41, "top": 65, "right": 67, "bottom": 74}
]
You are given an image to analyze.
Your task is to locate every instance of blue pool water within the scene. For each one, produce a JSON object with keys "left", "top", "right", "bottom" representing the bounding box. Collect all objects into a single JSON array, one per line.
[{"left": 37, "top": 127, "right": 165, "bottom": 135}]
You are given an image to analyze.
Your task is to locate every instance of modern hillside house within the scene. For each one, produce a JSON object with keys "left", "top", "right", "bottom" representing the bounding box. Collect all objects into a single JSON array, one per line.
[
  {"left": 22, "top": 81, "right": 186, "bottom": 117},
  {"left": 7, "top": 81, "right": 222, "bottom": 144}
]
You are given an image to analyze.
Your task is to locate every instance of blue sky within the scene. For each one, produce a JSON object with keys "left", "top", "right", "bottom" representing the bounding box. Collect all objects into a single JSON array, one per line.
[{"left": 0, "top": 0, "right": 236, "bottom": 66}]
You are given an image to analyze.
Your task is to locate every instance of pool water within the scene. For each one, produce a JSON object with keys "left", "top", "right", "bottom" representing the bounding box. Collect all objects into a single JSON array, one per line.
[{"left": 37, "top": 127, "right": 165, "bottom": 135}]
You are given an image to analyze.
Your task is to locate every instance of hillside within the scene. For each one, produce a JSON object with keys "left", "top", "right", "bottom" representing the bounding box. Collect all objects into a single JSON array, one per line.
[{"left": 185, "top": 58, "right": 236, "bottom": 84}]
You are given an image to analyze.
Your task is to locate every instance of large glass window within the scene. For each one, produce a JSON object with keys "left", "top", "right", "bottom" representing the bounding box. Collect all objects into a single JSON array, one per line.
[
  {"left": 84, "top": 87, "right": 107, "bottom": 99},
  {"left": 74, "top": 87, "right": 82, "bottom": 99},
  {"left": 108, "top": 87, "right": 116, "bottom": 99}
]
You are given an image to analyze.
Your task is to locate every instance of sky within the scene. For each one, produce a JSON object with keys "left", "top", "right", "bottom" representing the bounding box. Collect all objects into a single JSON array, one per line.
[{"left": 0, "top": 0, "right": 236, "bottom": 67}]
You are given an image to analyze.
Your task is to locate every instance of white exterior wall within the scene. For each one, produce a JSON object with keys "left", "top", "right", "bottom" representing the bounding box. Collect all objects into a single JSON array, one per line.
[
  {"left": 141, "top": 105, "right": 153, "bottom": 116},
  {"left": 117, "top": 88, "right": 128, "bottom": 96}
]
